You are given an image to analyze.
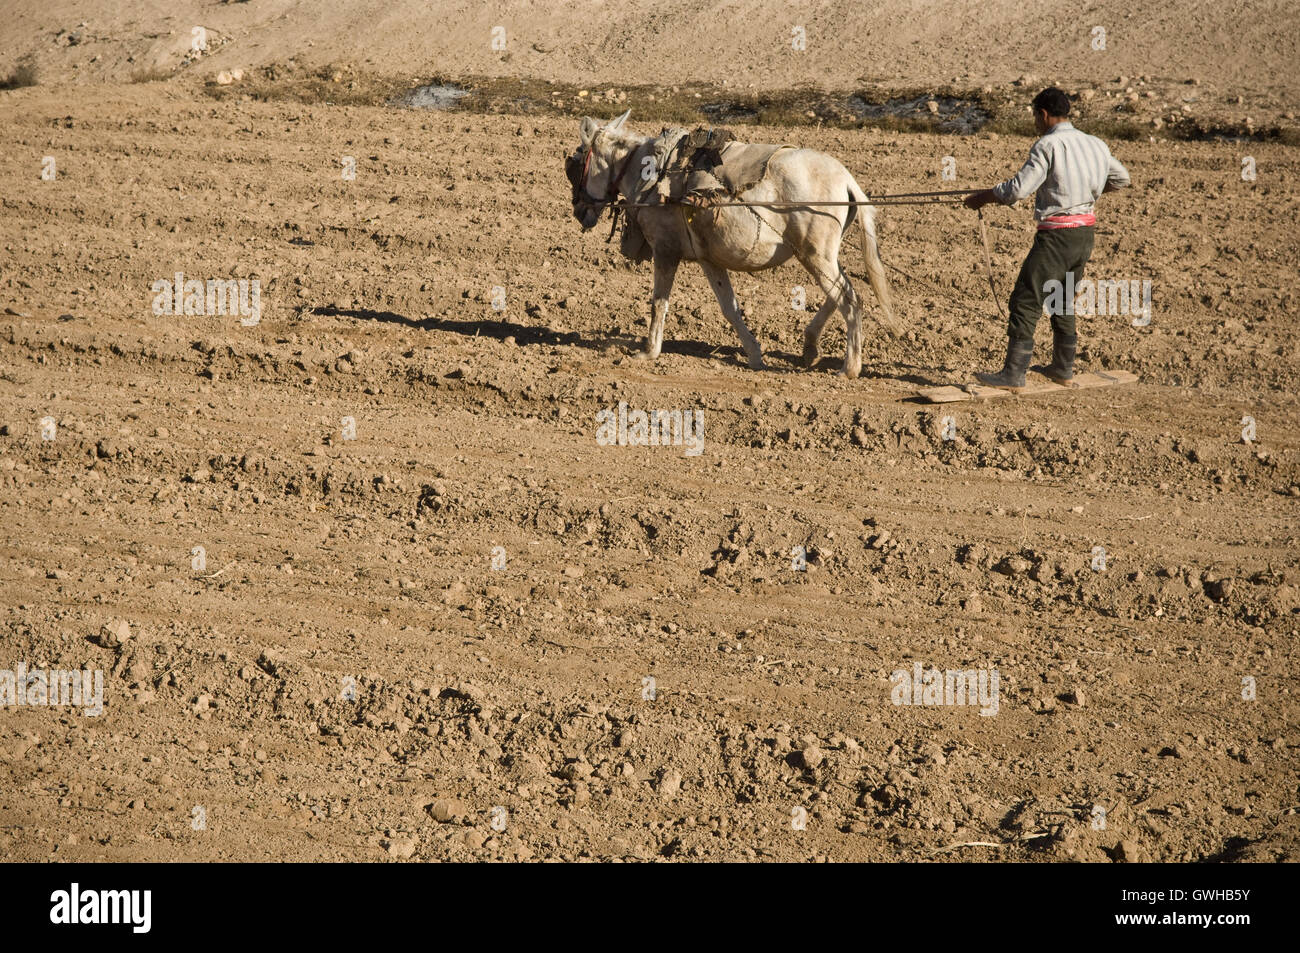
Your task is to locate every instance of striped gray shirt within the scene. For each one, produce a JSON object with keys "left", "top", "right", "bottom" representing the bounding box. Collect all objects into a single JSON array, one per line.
[{"left": 992, "top": 121, "right": 1131, "bottom": 220}]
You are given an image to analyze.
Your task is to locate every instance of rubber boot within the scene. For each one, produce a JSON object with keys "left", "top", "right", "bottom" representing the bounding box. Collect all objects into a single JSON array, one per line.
[
  {"left": 1039, "top": 332, "right": 1077, "bottom": 383},
  {"left": 975, "top": 337, "right": 1034, "bottom": 390}
]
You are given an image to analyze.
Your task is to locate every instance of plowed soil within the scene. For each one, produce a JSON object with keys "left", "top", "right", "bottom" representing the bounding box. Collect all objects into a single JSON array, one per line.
[{"left": 1, "top": 3, "right": 1298, "bottom": 863}]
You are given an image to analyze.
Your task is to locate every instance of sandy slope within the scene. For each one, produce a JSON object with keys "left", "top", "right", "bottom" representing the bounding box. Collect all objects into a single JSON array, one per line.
[{"left": 3, "top": 0, "right": 1298, "bottom": 99}]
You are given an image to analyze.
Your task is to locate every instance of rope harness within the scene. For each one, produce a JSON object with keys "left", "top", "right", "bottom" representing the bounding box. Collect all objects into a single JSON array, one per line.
[{"left": 602, "top": 188, "right": 985, "bottom": 210}]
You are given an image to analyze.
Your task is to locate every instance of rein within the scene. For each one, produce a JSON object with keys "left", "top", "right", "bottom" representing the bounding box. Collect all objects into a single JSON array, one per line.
[{"left": 597, "top": 188, "right": 982, "bottom": 210}]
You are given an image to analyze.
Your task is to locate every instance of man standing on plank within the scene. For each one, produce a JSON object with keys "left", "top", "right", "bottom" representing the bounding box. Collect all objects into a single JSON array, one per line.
[{"left": 964, "top": 87, "right": 1131, "bottom": 390}]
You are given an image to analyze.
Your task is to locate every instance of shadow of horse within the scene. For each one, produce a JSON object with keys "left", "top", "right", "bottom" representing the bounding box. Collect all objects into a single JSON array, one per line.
[
  {"left": 311, "top": 306, "right": 776, "bottom": 368},
  {"left": 310, "top": 306, "right": 943, "bottom": 382}
]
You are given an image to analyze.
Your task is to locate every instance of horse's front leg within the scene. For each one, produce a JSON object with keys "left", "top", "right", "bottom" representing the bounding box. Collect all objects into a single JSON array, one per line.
[
  {"left": 644, "top": 254, "right": 679, "bottom": 361},
  {"left": 698, "top": 261, "right": 764, "bottom": 370}
]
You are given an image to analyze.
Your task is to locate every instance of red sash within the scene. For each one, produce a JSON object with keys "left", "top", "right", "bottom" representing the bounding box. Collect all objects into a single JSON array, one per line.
[{"left": 1038, "top": 212, "right": 1096, "bottom": 230}]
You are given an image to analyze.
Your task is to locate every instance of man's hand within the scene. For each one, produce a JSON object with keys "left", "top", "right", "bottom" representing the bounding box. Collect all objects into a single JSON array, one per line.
[{"left": 963, "top": 188, "right": 997, "bottom": 210}]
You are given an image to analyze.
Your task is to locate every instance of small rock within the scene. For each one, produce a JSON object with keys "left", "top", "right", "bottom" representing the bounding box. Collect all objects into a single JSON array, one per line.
[
  {"left": 383, "top": 834, "right": 418, "bottom": 859},
  {"left": 429, "top": 798, "right": 467, "bottom": 823},
  {"left": 1205, "top": 577, "right": 1235, "bottom": 602},
  {"left": 1117, "top": 839, "right": 1142, "bottom": 862},
  {"left": 994, "top": 554, "right": 1032, "bottom": 576},
  {"left": 559, "top": 759, "right": 593, "bottom": 781},
  {"left": 99, "top": 619, "right": 131, "bottom": 648},
  {"left": 657, "top": 769, "right": 682, "bottom": 797}
]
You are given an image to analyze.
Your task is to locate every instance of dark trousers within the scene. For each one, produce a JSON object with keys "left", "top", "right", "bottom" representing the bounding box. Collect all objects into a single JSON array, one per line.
[{"left": 1007, "top": 225, "right": 1095, "bottom": 339}]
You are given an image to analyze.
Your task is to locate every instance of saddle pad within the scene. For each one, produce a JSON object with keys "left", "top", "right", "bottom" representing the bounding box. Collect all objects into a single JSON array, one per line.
[
  {"left": 715, "top": 142, "right": 789, "bottom": 196},
  {"left": 639, "top": 129, "right": 788, "bottom": 203}
]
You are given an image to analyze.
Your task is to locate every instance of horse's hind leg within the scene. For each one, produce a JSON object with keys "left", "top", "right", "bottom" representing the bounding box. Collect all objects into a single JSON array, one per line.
[
  {"left": 799, "top": 253, "right": 862, "bottom": 378},
  {"left": 698, "top": 261, "right": 764, "bottom": 370},
  {"left": 802, "top": 293, "right": 838, "bottom": 369}
]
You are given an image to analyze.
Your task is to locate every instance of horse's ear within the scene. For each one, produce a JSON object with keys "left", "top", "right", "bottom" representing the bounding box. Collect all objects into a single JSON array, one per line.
[
  {"left": 579, "top": 116, "right": 600, "bottom": 145},
  {"left": 606, "top": 109, "right": 632, "bottom": 131}
]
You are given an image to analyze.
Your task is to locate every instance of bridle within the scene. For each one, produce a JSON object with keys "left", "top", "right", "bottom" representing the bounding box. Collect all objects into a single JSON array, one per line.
[{"left": 567, "top": 130, "right": 638, "bottom": 226}]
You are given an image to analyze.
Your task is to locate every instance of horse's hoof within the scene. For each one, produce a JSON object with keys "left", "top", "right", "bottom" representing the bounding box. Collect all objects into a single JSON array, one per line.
[
  {"left": 842, "top": 363, "right": 862, "bottom": 380},
  {"left": 802, "top": 346, "right": 819, "bottom": 369}
]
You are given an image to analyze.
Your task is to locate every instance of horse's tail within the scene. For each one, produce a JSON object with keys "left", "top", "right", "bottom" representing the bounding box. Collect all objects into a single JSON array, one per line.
[{"left": 847, "top": 179, "right": 900, "bottom": 336}]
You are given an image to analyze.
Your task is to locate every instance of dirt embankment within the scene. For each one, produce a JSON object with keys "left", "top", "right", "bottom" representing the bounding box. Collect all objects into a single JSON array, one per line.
[{"left": 4, "top": 1, "right": 1299, "bottom": 132}]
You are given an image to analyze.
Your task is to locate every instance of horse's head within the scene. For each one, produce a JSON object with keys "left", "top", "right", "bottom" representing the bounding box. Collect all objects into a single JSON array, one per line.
[{"left": 566, "top": 110, "right": 631, "bottom": 231}]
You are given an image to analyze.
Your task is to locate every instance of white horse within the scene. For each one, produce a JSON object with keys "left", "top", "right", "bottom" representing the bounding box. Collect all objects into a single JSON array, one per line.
[{"left": 567, "top": 110, "right": 897, "bottom": 378}]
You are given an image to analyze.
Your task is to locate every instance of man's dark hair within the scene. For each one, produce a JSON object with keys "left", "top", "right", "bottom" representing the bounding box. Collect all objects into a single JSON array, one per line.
[{"left": 1032, "top": 87, "right": 1071, "bottom": 118}]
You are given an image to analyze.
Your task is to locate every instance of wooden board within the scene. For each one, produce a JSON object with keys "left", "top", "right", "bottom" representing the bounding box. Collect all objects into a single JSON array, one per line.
[{"left": 914, "top": 368, "right": 1138, "bottom": 403}]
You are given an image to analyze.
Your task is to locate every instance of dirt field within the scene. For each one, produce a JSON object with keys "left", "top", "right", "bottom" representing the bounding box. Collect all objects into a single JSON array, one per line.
[{"left": 1, "top": 4, "right": 1298, "bottom": 863}]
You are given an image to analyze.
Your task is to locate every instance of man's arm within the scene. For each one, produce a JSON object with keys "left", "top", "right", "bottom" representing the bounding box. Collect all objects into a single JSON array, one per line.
[
  {"left": 964, "top": 142, "right": 1051, "bottom": 210},
  {"left": 1103, "top": 153, "right": 1131, "bottom": 193}
]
